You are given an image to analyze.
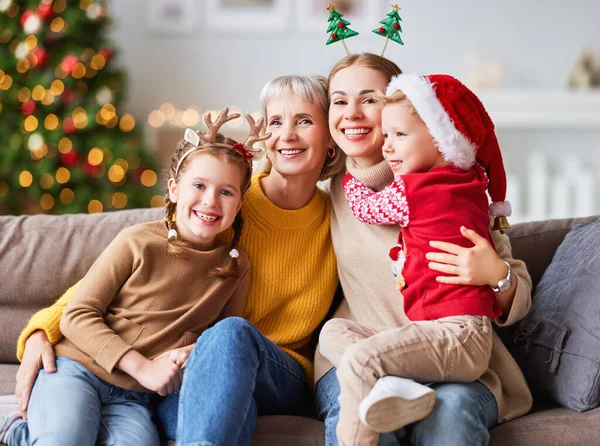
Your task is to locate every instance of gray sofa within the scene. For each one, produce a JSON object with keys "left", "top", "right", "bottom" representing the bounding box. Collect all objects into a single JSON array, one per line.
[{"left": 1, "top": 209, "right": 599, "bottom": 445}]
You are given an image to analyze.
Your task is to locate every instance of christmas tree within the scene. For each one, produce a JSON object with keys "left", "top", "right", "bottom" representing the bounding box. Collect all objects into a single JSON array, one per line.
[
  {"left": 0, "top": 0, "right": 161, "bottom": 215},
  {"left": 325, "top": 3, "right": 358, "bottom": 53},
  {"left": 373, "top": 4, "right": 404, "bottom": 56}
]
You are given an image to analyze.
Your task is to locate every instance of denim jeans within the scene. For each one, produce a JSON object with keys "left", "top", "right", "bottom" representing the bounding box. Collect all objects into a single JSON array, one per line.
[
  {"left": 315, "top": 367, "right": 498, "bottom": 446},
  {"left": 174, "top": 317, "right": 312, "bottom": 446},
  {"left": 7, "top": 356, "right": 158, "bottom": 446}
]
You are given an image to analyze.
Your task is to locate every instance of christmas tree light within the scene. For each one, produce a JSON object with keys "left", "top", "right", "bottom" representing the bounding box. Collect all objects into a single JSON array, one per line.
[{"left": 0, "top": 0, "right": 160, "bottom": 214}]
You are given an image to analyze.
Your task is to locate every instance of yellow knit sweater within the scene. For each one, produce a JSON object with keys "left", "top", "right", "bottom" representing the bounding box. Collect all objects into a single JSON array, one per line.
[{"left": 17, "top": 174, "right": 338, "bottom": 383}]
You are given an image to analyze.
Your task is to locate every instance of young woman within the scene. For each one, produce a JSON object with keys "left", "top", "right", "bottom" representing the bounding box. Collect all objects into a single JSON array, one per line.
[{"left": 314, "top": 53, "right": 533, "bottom": 446}]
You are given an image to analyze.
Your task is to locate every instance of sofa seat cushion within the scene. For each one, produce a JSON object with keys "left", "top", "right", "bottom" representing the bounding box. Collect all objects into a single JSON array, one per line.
[
  {"left": 512, "top": 217, "right": 600, "bottom": 411},
  {"left": 489, "top": 405, "right": 600, "bottom": 446}
]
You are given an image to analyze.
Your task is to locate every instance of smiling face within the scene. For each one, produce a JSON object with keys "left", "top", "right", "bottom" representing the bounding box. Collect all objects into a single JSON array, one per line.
[
  {"left": 328, "top": 65, "right": 389, "bottom": 167},
  {"left": 168, "top": 153, "right": 244, "bottom": 246},
  {"left": 381, "top": 102, "right": 447, "bottom": 176},
  {"left": 264, "top": 90, "right": 333, "bottom": 179}
]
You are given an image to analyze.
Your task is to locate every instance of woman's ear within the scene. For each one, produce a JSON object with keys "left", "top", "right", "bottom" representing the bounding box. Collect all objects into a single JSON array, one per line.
[{"left": 167, "top": 177, "right": 178, "bottom": 203}]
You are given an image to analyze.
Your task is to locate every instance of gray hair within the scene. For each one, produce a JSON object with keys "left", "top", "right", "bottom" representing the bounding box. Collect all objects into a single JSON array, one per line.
[{"left": 259, "top": 74, "right": 346, "bottom": 181}]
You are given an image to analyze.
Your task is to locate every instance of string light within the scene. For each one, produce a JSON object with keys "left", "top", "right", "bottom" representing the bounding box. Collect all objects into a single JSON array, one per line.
[
  {"left": 0, "top": 74, "right": 13, "bottom": 90},
  {"left": 150, "top": 195, "right": 165, "bottom": 208},
  {"left": 40, "top": 194, "right": 54, "bottom": 211},
  {"left": 88, "top": 199, "right": 103, "bottom": 214},
  {"left": 44, "top": 114, "right": 59, "bottom": 130},
  {"left": 141, "top": 170, "right": 157, "bottom": 187},
  {"left": 72, "top": 62, "right": 86, "bottom": 79},
  {"left": 148, "top": 110, "right": 165, "bottom": 128},
  {"left": 112, "top": 192, "right": 127, "bottom": 209},
  {"left": 17, "top": 58, "right": 31, "bottom": 73},
  {"left": 58, "top": 137, "right": 72, "bottom": 154},
  {"left": 50, "top": 79, "right": 64, "bottom": 95},
  {"left": 23, "top": 115, "right": 38, "bottom": 132},
  {"left": 18, "top": 87, "right": 31, "bottom": 102},
  {"left": 32, "top": 85, "right": 45, "bottom": 100},
  {"left": 87, "top": 147, "right": 104, "bottom": 166},
  {"left": 119, "top": 114, "right": 135, "bottom": 132},
  {"left": 90, "top": 53, "right": 105, "bottom": 70},
  {"left": 56, "top": 167, "right": 70, "bottom": 184},
  {"left": 53, "top": 0, "right": 66, "bottom": 14},
  {"left": 60, "top": 188, "right": 74, "bottom": 204},
  {"left": 50, "top": 17, "right": 65, "bottom": 33},
  {"left": 19, "top": 171, "right": 33, "bottom": 187},
  {"left": 40, "top": 173, "right": 54, "bottom": 189},
  {"left": 41, "top": 90, "right": 55, "bottom": 105},
  {"left": 0, "top": 181, "right": 8, "bottom": 198},
  {"left": 108, "top": 165, "right": 125, "bottom": 183}
]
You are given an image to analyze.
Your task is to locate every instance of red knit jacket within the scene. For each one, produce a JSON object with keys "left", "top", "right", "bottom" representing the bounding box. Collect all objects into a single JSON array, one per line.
[{"left": 342, "top": 164, "right": 501, "bottom": 321}]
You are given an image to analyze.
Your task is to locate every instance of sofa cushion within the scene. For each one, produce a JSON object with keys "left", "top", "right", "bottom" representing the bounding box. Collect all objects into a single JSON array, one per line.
[
  {"left": 512, "top": 217, "right": 600, "bottom": 411},
  {"left": 0, "top": 209, "right": 163, "bottom": 363}
]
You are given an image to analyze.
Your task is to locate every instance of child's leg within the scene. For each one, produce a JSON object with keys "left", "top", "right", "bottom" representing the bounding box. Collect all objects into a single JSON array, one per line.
[
  {"left": 27, "top": 356, "right": 102, "bottom": 446},
  {"left": 97, "top": 388, "right": 159, "bottom": 446},
  {"left": 335, "top": 315, "right": 492, "bottom": 446},
  {"left": 319, "top": 318, "right": 386, "bottom": 367}
]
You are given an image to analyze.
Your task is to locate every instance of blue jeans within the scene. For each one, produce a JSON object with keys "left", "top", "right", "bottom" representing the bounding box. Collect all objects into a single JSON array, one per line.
[
  {"left": 174, "top": 317, "right": 312, "bottom": 446},
  {"left": 7, "top": 356, "right": 158, "bottom": 446},
  {"left": 315, "top": 367, "right": 498, "bottom": 446}
]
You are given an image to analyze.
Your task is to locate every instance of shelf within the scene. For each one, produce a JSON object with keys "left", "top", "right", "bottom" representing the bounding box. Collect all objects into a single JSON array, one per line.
[{"left": 476, "top": 89, "right": 600, "bottom": 129}]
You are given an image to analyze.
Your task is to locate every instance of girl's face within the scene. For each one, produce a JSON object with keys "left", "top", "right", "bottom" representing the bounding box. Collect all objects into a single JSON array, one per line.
[
  {"left": 168, "top": 153, "right": 244, "bottom": 246},
  {"left": 265, "top": 91, "right": 333, "bottom": 179},
  {"left": 329, "top": 65, "right": 388, "bottom": 167}
]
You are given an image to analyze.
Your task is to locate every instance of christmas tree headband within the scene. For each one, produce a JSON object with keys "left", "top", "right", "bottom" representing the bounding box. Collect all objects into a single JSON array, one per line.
[
  {"left": 176, "top": 108, "right": 271, "bottom": 175},
  {"left": 325, "top": 3, "right": 404, "bottom": 57}
]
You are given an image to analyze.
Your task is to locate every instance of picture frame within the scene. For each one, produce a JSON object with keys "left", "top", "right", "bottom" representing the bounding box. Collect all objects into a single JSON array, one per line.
[
  {"left": 147, "top": 0, "right": 196, "bottom": 35},
  {"left": 296, "top": 0, "right": 382, "bottom": 33},
  {"left": 204, "top": 0, "right": 292, "bottom": 33}
]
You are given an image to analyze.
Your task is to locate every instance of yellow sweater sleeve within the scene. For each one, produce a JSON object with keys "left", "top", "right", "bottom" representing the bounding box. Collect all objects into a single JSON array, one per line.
[{"left": 16, "top": 280, "right": 81, "bottom": 361}]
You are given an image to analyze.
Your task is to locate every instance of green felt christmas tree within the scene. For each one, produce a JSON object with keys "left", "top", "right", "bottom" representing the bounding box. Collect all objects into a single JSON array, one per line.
[
  {"left": 325, "top": 3, "right": 358, "bottom": 54},
  {"left": 0, "top": 0, "right": 161, "bottom": 215},
  {"left": 373, "top": 4, "right": 404, "bottom": 56}
]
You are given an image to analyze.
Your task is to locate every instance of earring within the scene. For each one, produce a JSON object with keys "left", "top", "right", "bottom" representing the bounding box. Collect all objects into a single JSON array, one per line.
[{"left": 327, "top": 146, "right": 337, "bottom": 159}]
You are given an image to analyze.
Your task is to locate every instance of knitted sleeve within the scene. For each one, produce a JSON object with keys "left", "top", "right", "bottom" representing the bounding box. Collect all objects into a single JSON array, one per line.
[
  {"left": 491, "top": 229, "right": 532, "bottom": 327},
  {"left": 16, "top": 281, "right": 81, "bottom": 361},
  {"left": 60, "top": 229, "right": 137, "bottom": 373},
  {"left": 341, "top": 173, "right": 409, "bottom": 226}
]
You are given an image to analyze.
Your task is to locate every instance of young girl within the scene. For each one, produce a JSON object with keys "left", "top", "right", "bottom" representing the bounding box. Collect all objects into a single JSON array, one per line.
[{"left": 2, "top": 109, "right": 262, "bottom": 446}]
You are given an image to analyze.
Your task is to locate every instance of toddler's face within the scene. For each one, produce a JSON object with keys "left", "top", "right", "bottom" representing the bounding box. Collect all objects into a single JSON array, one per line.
[{"left": 381, "top": 103, "right": 446, "bottom": 176}]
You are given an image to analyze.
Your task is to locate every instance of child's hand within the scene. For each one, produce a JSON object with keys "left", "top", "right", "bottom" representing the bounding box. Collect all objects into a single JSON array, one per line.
[
  {"left": 153, "top": 343, "right": 195, "bottom": 369},
  {"left": 426, "top": 226, "right": 507, "bottom": 287},
  {"left": 134, "top": 356, "right": 183, "bottom": 396}
]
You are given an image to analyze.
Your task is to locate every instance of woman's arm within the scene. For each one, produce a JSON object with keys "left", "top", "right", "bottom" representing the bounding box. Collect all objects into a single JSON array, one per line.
[
  {"left": 426, "top": 225, "right": 532, "bottom": 323},
  {"left": 16, "top": 281, "right": 81, "bottom": 361}
]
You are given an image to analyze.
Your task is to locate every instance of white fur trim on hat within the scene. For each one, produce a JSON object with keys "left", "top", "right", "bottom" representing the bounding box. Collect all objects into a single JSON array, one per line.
[
  {"left": 489, "top": 201, "right": 512, "bottom": 217},
  {"left": 386, "top": 74, "right": 476, "bottom": 170}
]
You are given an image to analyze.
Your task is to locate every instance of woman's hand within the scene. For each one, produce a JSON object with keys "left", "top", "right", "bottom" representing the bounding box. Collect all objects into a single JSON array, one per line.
[
  {"left": 15, "top": 330, "right": 56, "bottom": 419},
  {"left": 152, "top": 343, "right": 195, "bottom": 369},
  {"left": 426, "top": 226, "right": 507, "bottom": 287}
]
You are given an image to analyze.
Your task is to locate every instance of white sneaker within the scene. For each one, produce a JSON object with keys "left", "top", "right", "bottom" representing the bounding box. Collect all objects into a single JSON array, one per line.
[
  {"left": 0, "top": 396, "right": 18, "bottom": 415},
  {"left": 358, "top": 376, "right": 437, "bottom": 433},
  {"left": 0, "top": 411, "right": 22, "bottom": 444}
]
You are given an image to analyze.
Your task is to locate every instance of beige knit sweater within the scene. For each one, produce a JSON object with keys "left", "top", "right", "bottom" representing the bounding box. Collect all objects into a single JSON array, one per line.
[
  {"left": 314, "top": 158, "right": 533, "bottom": 423},
  {"left": 57, "top": 221, "right": 250, "bottom": 392}
]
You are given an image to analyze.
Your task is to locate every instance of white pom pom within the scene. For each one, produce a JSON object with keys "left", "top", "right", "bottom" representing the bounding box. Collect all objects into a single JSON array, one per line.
[
  {"left": 489, "top": 201, "right": 512, "bottom": 217},
  {"left": 229, "top": 248, "right": 239, "bottom": 259},
  {"left": 167, "top": 229, "right": 178, "bottom": 241}
]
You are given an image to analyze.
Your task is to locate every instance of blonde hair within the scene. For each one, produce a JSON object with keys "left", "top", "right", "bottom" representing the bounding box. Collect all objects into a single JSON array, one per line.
[
  {"left": 164, "top": 134, "right": 251, "bottom": 278},
  {"left": 327, "top": 53, "right": 402, "bottom": 91},
  {"left": 377, "top": 90, "right": 419, "bottom": 116},
  {"left": 259, "top": 74, "right": 346, "bottom": 180}
]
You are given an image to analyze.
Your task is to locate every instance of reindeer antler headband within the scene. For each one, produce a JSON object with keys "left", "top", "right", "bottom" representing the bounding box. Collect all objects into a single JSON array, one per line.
[{"left": 175, "top": 107, "right": 271, "bottom": 175}]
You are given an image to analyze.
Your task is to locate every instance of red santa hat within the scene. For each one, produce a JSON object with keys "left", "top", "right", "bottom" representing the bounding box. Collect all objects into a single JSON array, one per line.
[{"left": 386, "top": 73, "right": 511, "bottom": 219}]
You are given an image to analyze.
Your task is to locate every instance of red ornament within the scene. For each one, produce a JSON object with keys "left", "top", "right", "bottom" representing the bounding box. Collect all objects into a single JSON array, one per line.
[
  {"left": 62, "top": 117, "right": 76, "bottom": 134},
  {"left": 60, "top": 89, "right": 75, "bottom": 104},
  {"left": 337, "top": 22, "right": 344, "bottom": 29},
  {"left": 83, "top": 160, "right": 100, "bottom": 177},
  {"left": 32, "top": 47, "right": 47, "bottom": 67},
  {"left": 393, "top": 23, "right": 400, "bottom": 30},
  {"left": 21, "top": 100, "right": 36, "bottom": 116},
  {"left": 60, "top": 150, "right": 78, "bottom": 167},
  {"left": 20, "top": 10, "right": 34, "bottom": 27},
  {"left": 37, "top": 2, "right": 53, "bottom": 21},
  {"left": 99, "top": 45, "right": 114, "bottom": 62},
  {"left": 332, "top": 33, "right": 338, "bottom": 40},
  {"left": 61, "top": 54, "right": 79, "bottom": 73},
  {"left": 379, "top": 27, "right": 385, "bottom": 34}
]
